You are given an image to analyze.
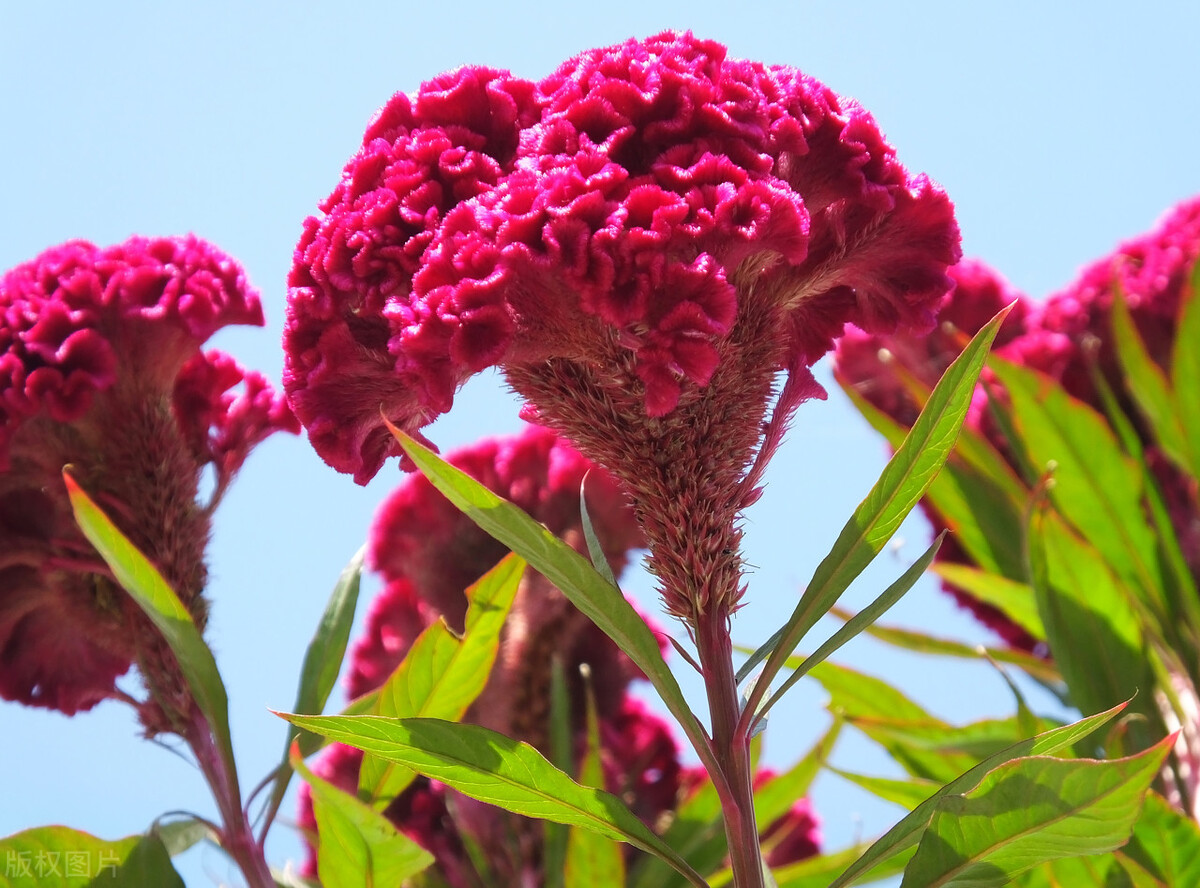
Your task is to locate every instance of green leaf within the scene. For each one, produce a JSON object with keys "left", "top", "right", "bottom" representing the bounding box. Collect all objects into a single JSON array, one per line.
[
  {"left": 1171, "top": 256, "right": 1200, "bottom": 475},
  {"left": 741, "top": 308, "right": 1009, "bottom": 713},
  {"left": 840, "top": 377, "right": 1029, "bottom": 584},
  {"left": 280, "top": 713, "right": 709, "bottom": 888},
  {"left": 388, "top": 425, "right": 720, "bottom": 784},
  {"left": 900, "top": 732, "right": 1174, "bottom": 887},
  {"left": 359, "top": 553, "right": 524, "bottom": 807},
  {"left": 151, "top": 817, "right": 215, "bottom": 857},
  {"left": 565, "top": 675, "right": 626, "bottom": 887},
  {"left": 828, "top": 769, "right": 941, "bottom": 811},
  {"left": 0, "top": 827, "right": 183, "bottom": 887},
  {"left": 291, "top": 745, "right": 434, "bottom": 887},
  {"left": 928, "top": 564, "right": 1045, "bottom": 641},
  {"left": 580, "top": 475, "right": 620, "bottom": 588},
  {"left": 829, "top": 606, "right": 1059, "bottom": 685},
  {"left": 1026, "top": 497, "right": 1156, "bottom": 732},
  {"left": 1109, "top": 288, "right": 1191, "bottom": 472},
  {"left": 826, "top": 700, "right": 1128, "bottom": 888},
  {"left": 1121, "top": 790, "right": 1200, "bottom": 885},
  {"left": 990, "top": 357, "right": 1164, "bottom": 606},
  {"left": 770, "top": 844, "right": 911, "bottom": 888},
  {"left": 807, "top": 662, "right": 978, "bottom": 783},
  {"left": 264, "top": 546, "right": 365, "bottom": 834},
  {"left": 760, "top": 533, "right": 944, "bottom": 719},
  {"left": 544, "top": 659, "right": 573, "bottom": 888},
  {"left": 62, "top": 472, "right": 237, "bottom": 783}
]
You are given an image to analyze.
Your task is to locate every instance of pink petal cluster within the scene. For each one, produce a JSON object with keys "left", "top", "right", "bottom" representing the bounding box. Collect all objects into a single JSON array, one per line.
[
  {"left": 285, "top": 31, "right": 959, "bottom": 623},
  {"left": 0, "top": 236, "right": 297, "bottom": 716},
  {"left": 832, "top": 194, "right": 1200, "bottom": 644}
]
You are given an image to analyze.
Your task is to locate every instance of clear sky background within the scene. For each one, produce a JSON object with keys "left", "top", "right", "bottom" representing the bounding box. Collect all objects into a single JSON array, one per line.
[{"left": 2, "top": 2, "right": 1199, "bottom": 885}]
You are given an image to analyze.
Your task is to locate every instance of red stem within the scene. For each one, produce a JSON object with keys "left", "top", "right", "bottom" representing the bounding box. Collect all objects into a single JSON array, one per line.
[
  {"left": 186, "top": 714, "right": 275, "bottom": 888},
  {"left": 695, "top": 605, "right": 765, "bottom": 888}
]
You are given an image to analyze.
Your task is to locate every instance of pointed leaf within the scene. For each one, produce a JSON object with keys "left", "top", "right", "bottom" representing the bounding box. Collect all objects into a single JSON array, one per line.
[
  {"left": 0, "top": 827, "right": 183, "bottom": 887},
  {"left": 291, "top": 744, "right": 433, "bottom": 887},
  {"left": 826, "top": 701, "right": 1128, "bottom": 888},
  {"left": 1121, "top": 790, "right": 1200, "bottom": 885},
  {"left": 990, "top": 357, "right": 1164, "bottom": 605},
  {"left": 770, "top": 844, "right": 911, "bottom": 888},
  {"left": 580, "top": 475, "right": 620, "bottom": 588},
  {"left": 899, "top": 733, "right": 1174, "bottom": 887},
  {"left": 565, "top": 677, "right": 625, "bottom": 887},
  {"left": 359, "top": 554, "right": 523, "bottom": 807},
  {"left": 1026, "top": 497, "right": 1156, "bottom": 730},
  {"left": 829, "top": 606, "right": 1058, "bottom": 685},
  {"left": 1110, "top": 288, "right": 1190, "bottom": 472},
  {"left": 760, "top": 533, "right": 944, "bottom": 720},
  {"left": 928, "top": 564, "right": 1044, "bottom": 641},
  {"left": 388, "top": 425, "right": 720, "bottom": 784},
  {"left": 264, "top": 547, "right": 365, "bottom": 834},
  {"left": 1172, "top": 256, "right": 1200, "bottom": 474},
  {"left": 828, "top": 769, "right": 940, "bottom": 811},
  {"left": 62, "top": 472, "right": 236, "bottom": 782},
  {"left": 742, "top": 308, "right": 1009, "bottom": 714},
  {"left": 280, "top": 713, "right": 709, "bottom": 888}
]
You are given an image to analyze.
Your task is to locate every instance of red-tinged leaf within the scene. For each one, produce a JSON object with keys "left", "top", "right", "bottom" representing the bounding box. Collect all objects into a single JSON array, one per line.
[
  {"left": 899, "top": 732, "right": 1175, "bottom": 887},
  {"left": 826, "top": 701, "right": 1128, "bottom": 888}
]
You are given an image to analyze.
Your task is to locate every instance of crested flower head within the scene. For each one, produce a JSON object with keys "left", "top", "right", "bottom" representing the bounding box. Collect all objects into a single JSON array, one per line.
[
  {"left": 0, "top": 236, "right": 297, "bottom": 717},
  {"left": 285, "top": 31, "right": 960, "bottom": 620}
]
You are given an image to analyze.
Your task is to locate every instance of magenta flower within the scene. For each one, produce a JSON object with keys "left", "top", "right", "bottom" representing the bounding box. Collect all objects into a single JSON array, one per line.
[
  {"left": 0, "top": 236, "right": 297, "bottom": 718},
  {"left": 285, "top": 31, "right": 960, "bottom": 625}
]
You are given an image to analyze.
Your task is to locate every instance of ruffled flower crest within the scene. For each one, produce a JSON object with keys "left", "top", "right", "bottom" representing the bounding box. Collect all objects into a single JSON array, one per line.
[
  {"left": 0, "top": 236, "right": 297, "bottom": 720},
  {"left": 284, "top": 31, "right": 960, "bottom": 620}
]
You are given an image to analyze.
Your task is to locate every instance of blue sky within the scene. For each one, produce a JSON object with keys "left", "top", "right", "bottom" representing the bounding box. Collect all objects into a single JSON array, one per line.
[{"left": 3, "top": 2, "right": 1199, "bottom": 884}]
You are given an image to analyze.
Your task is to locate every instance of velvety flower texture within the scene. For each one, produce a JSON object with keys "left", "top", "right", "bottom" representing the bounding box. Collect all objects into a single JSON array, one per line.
[
  {"left": 832, "top": 195, "right": 1200, "bottom": 645},
  {"left": 0, "top": 236, "right": 297, "bottom": 717},
  {"left": 301, "top": 426, "right": 678, "bottom": 884},
  {"left": 285, "top": 31, "right": 960, "bottom": 621}
]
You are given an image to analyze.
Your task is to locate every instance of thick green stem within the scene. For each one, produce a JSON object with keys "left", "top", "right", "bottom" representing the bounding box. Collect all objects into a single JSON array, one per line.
[{"left": 696, "top": 606, "right": 765, "bottom": 888}]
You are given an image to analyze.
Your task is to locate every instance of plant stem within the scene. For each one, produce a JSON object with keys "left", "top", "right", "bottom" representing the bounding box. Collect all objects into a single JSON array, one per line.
[
  {"left": 696, "top": 605, "right": 765, "bottom": 888},
  {"left": 187, "top": 713, "right": 276, "bottom": 888}
]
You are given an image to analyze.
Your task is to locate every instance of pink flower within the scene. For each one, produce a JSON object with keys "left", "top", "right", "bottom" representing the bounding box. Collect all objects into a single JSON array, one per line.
[
  {"left": 303, "top": 427, "right": 680, "bottom": 883},
  {"left": 286, "top": 31, "right": 960, "bottom": 621},
  {"left": 0, "top": 236, "right": 296, "bottom": 717}
]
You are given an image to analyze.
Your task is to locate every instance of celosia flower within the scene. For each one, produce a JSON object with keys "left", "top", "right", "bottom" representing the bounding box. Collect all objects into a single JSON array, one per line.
[
  {"left": 0, "top": 236, "right": 297, "bottom": 718},
  {"left": 301, "top": 426, "right": 684, "bottom": 884},
  {"left": 285, "top": 31, "right": 960, "bottom": 623}
]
